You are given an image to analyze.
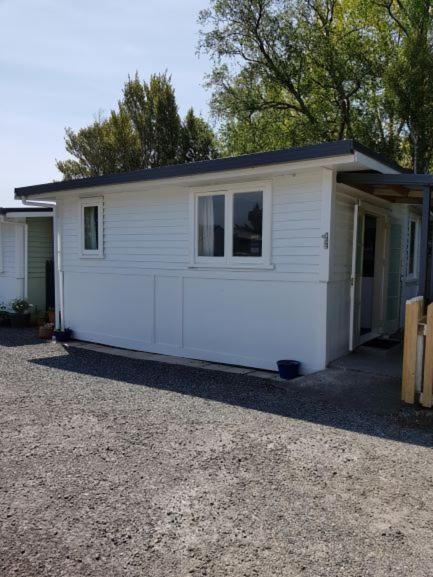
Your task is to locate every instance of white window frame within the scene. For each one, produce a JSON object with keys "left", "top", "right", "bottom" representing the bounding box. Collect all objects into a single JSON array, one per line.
[
  {"left": 80, "top": 197, "right": 104, "bottom": 258},
  {"left": 189, "top": 181, "right": 272, "bottom": 269},
  {"left": 407, "top": 215, "right": 420, "bottom": 279}
]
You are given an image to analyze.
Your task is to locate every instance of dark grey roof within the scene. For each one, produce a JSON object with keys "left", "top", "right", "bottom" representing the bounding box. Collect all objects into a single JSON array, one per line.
[
  {"left": 15, "top": 139, "right": 406, "bottom": 198},
  {"left": 0, "top": 207, "right": 53, "bottom": 214}
]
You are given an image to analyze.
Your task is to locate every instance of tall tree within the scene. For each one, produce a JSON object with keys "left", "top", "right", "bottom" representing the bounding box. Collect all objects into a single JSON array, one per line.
[
  {"left": 180, "top": 107, "right": 218, "bottom": 162},
  {"left": 199, "top": 0, "right": 433, "bottom": 171},
  {"left": 379, "top": 0, "right": 433, "bottom": 172},
  {"left": 56, "top": 73, "right": 218, "bottom": 179},
  {"left": 120, "top": 72, "right": 181, "bottom": 168}
]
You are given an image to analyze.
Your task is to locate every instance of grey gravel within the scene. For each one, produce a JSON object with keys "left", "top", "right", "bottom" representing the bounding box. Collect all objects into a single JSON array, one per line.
[{"left": 1, "top": 328, "right": 433, "bottom": 577}]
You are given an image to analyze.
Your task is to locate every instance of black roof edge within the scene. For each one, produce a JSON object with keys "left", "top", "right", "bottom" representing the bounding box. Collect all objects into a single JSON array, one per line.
[
  {"left": 0, "top": 207, "right": 53, "bottom": 214},
  {"left": 14, "top": 139, "right": 406, "bottom": 197}
]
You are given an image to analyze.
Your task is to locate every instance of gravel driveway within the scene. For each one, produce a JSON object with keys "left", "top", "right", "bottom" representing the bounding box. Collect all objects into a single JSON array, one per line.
[{"left": 1, "top": 328, "right": 433, "bottom": 577}]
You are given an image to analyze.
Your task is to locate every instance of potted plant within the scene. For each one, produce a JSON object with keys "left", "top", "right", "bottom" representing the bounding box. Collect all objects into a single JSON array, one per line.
[
  {"left": 53, "top": 327, "right": 73, "bottom": 342},
  {"left": 9, "top": 299, "right": 32, "bottom": 328},
  {"left": 47, "top": 308, "right": 55, "bottom": 324},
  {"left": 39, "top": 323, "right": 54, "bottom": 340},
  {"left": 31, "top": 307, "right": 47, "bottom": 327}
]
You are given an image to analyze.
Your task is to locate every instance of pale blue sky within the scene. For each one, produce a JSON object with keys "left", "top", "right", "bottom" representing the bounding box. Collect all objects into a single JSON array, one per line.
[{"left": 0, "top": 0, "right": 212, "bottom": 206}]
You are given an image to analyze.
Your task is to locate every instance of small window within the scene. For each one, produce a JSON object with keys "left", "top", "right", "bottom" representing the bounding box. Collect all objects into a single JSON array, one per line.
[
  {"left": 80, "top": 198, "right": 103, "bottom": 257},
  {"left": 233, "top": 191, "right": 263, "bottom": 257},
  {"left": 198, "top": 194, "right": 225, "bottom": 257},
  {"left": 408, "top": 219, "right": 417, "bottom": 276}
]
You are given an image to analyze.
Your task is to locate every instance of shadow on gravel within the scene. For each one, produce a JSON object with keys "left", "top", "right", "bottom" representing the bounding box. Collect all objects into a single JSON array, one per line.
[
  {"left": 29, "top": 344, "right": 433, "bottom": 449},
  {"left": 0, "top": 327, "right": 41, "bottom": 347}
]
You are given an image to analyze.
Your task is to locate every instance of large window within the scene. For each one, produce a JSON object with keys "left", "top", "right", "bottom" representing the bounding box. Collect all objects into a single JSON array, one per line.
[
  {"left": 80, "top": 198, "right": 103, "bottom": 257},
  {"left": 192, "top": 183, "right": 271, "bottom": 267}
]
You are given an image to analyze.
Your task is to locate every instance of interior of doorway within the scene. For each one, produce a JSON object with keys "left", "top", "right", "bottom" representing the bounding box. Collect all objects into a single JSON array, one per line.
[{"left": 360, "top": 214, "right": 378, "bottom": 337}]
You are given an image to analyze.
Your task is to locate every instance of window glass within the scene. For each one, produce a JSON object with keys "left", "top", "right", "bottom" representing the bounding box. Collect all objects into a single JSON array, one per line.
[
  {"left": 198, "top": 195, "right": 225, "bottom": 257},
  {"left": 233, "top": 191, "right": 263, "bottom": 257},
  {"left": 84, "top": 205, "right": 99, "bottom": 251},
  {"left": 408, "top": 220, "right": 416, "bottom": 275}
]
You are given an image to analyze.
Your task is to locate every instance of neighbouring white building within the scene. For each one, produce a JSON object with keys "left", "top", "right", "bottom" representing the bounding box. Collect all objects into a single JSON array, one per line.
[
  {"left": 14, "top": 140, "right": 424, "bottom": 373},
  {"left": 0, "top": 207, "right": 54, "bottom": 311}
]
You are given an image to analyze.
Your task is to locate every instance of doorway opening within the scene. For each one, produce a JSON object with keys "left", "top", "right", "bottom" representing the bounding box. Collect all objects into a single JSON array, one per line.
[
  {"left": 350, "top": 205, "right": 387, "bottom": 350},
  {"left": 360, "top": 214, "right": 377, "bottom": 336}
]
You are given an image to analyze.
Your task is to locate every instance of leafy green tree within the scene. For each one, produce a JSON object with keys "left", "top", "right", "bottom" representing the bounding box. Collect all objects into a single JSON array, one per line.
[
  {"left": 180, "top": 107, "right": 218, "bottom": 162},
  {"left": 56, "top": 110, "right": 141, "bottom": 179},
  {"left": 120, "top": 72, "right": 181, "bottom": 168},
  {"left": 379, "top": 0, "right": 433, "bottom": 172},
  {"left": 57, "top": 73, "right": 218, "bottom": 179},
  {"left": 199, "top": 0, "right": 433, "bottom": 171}
]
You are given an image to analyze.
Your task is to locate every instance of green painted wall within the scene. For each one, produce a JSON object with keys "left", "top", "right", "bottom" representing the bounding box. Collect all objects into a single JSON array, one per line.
[{"left": 27, "top": 217, "right": 53, "bottom": 311}]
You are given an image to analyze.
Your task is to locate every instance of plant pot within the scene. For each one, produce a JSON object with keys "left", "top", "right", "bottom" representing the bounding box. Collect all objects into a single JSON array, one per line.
[
  {"left": 39, "top": 324, "right": 54, "bottom": 340},
  {"left": 53, "top": 328, "right": 72, "bottom": 342},
  {"left": 277, "top": 360, "right": 300, "bottom": 380},
  {"left": 9, "top": 313, "right": 30, "bottom": 328},
  {"left": 47, "top": 310, "right": 55, "bottom": 324}
]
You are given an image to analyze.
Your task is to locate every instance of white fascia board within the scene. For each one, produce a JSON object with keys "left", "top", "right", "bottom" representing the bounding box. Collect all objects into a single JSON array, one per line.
[
  {"left": 4, "top": 211, "right": 53, "bottom": 218},
  {"left": 354, "top": 151, "right": 401, "bottom": 175}
]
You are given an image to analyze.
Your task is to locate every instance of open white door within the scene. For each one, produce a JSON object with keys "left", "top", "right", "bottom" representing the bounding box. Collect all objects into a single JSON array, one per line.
[{"left": 349, "top": 202, "right": 363, "bottom": 350}]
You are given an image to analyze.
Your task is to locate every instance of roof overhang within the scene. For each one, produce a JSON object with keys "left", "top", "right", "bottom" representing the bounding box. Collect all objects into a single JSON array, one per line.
[
  {"left": 0, "top": 207, "right": 53, "bottom": 218},
  {"left": 337, "top": 172, "right": 433, "bottom": 204},
  {"left": 14, "top": 139, "right": 406, "bottom": 200}
]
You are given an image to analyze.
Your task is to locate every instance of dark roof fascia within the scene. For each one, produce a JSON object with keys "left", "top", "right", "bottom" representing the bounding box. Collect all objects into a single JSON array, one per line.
[
  {"left": 337, "top": 173, "right": 433, "bottom": 189},
  {"left": 14, "top": 139, "right": 406, "bottom": 198},
  {"left": 0, "top": 207, "right": 53, "bottom": 214}
]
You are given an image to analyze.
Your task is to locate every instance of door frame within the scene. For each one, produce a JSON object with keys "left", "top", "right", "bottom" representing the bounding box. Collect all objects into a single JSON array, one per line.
[{"left": 349, "top": 201, "right": 389, "bottom": 350}]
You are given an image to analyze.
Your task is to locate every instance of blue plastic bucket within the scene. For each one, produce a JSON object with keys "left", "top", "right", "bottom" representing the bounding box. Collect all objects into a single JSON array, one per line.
[{"left": 277, "top": 360, "right": 300, "bottom": 380}]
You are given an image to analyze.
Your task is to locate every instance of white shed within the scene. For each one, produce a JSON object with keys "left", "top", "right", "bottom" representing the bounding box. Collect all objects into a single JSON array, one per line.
[
  {"left": 0, "top": 207, "right": 54, "bottom": 311},
  {"left": 14, "top": 140, "right": 422, "bottom": 373}
]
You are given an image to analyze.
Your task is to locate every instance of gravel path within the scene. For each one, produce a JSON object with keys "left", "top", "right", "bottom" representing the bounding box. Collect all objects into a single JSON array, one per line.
[{"left": 1, "top": 328, "right": 433, "bottom": 577}]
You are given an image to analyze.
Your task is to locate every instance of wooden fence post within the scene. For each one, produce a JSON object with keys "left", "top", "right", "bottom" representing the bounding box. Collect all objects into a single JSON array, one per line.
[
  {"left": 422, "top": 303, "right": 433, "bottom": 408},
  {"left": 402, "top": 296, "right": 424, "bottom": 404}
]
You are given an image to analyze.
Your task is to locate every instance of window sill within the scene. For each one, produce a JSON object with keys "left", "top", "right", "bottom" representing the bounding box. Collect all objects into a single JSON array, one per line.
[
  {"left": 188, "top": 263, "right": 275, "bottom": 271},
  {"left": 80, "top": 253, "right": 105, "bottom": 259}
]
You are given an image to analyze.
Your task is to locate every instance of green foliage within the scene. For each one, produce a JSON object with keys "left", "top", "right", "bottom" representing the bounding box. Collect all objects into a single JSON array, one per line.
[
  {"left": 56, "top": 73, "right": 218, "bottom": 179},
  {"left": 10, "top": 299, "right": 31, "bottom": 314},
  {"left": 180, "top": 108, "right": 218, "bottom": 162},
  {"left": 199, "top": 0, "right": 433, "bottom": 171}
]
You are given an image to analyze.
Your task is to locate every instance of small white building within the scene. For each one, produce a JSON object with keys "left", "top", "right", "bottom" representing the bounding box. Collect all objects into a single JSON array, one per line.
[
  {"left": 14, "top": 140, "right": 424, "bottom": 373},
  {"left": 0, "top": 207, "right": 54, "bottom": 310}
]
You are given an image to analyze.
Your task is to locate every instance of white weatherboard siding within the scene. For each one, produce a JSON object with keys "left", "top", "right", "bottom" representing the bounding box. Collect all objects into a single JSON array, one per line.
[
  {"left": 0, "top": 222, "right": 25, "bottom": 304},
  {"left": 59, "top": 170, "right": 326, "bottom": 373}
]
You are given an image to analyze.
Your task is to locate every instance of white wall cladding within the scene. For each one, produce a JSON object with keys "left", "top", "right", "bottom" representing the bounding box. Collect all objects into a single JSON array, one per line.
[
  {"left": 0, "top": 222, "right": 24, "bottom": 304},
  {"left": 60, "top": 170, "right": 325, "bottom": 373}
]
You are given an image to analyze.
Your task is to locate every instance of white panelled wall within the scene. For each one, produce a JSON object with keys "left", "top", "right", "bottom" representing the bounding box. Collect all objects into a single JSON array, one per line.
[
  {"left": 58, "top": 169, "right": 327, "bottom": 373},
  {"left": 0, "top": 220, "right": 25, "bottom": 304}
]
